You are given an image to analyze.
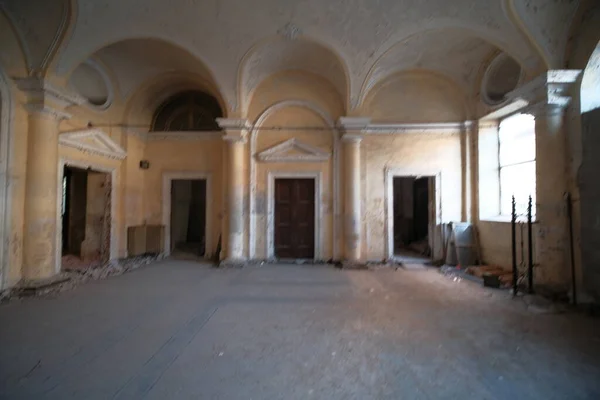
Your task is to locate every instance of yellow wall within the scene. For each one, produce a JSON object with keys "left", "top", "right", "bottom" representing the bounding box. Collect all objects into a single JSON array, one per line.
[
  {"left": 253, "top": 106, "right": 335, "bottom": 260},
  {"left": 143, "top": 138, "right": 224, "bottom": 258},
  {"left": 362, "top": 133, "right": 463, "bottom": 260}
]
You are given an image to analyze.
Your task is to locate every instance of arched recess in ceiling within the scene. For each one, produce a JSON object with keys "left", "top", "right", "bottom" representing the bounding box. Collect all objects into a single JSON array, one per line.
[
  {"left": 65, "top": 38, "right": 227, "bottom": 121},
  {"left": 238, "top": 36, "right": 350, "bottom": 116},
  {"left": 124, "top": 71, "right": 228, "bottom": 131},
  {"left": 0, "top": 0, "right": 73, "bottom": 76},
  {"left": 361, "top": 70, "right": 469, "bottom": 123},
  {"left": 360, "top": 28, "right": 510, "bottom": 107}
]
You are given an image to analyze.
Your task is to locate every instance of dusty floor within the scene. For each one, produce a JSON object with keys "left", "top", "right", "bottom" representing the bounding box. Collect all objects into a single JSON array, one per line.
[{"left": 1, "top": 260, "right": 599, "bottom": 400}]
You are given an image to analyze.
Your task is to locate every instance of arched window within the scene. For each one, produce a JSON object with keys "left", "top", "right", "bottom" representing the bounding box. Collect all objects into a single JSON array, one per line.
[{"left": 151, "top": 91, "right": 223, "bottom": 131}]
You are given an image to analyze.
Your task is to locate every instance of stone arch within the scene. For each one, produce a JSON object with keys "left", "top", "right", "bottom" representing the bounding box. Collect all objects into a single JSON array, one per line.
[
  {"left": 248, "top": 100, "right": 340, "bottom": 259},
  {"left": 0, "top": 65, "right": 14, "bottom": 290},
  {"left": 238, "top": 36, "right": 351, "bottom": 116}
]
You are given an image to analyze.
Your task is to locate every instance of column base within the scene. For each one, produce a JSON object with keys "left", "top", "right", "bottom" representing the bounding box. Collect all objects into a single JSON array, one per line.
[
  {"left": 338, "top": 260, "right": 368, "bottom": 270},
  {"left": 218, "top": 258, "right": 247, "bottom": 268}
]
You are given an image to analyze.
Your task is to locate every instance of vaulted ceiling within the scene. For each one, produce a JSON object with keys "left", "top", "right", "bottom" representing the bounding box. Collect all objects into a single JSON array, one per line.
[{"left": 0, "top": 0, "right": 585, "bottom": 116}]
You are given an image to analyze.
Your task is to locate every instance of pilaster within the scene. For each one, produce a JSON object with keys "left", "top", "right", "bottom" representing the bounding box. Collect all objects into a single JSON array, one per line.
[
  {"left": 337, "top": 117, "right": 370, "bottom": 263},
  {"left": 511, "top": 70, "right": 582, "bottom": 290},
  {"left": 16, "top": 78, "right": 83, "bottom": 281}
]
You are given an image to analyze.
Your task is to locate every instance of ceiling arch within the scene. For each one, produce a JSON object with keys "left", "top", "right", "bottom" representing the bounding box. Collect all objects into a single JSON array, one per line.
[
  {"left": 0, "top": 0, "right": 72, "bottom": 76},
  {"left": 360, "top": 28, "right": 502, "bottom": 105},
  {"left": 65, "top": 38, "right": 228, "bottom": 115},
  {"left": 361, "top": 69, "right": 469, "bottom": 123},
  {"left": 239, "top": 36, "right": 350, "bottom": 115}
]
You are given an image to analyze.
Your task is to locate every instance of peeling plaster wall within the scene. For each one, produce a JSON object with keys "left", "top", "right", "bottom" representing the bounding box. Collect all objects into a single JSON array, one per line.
[
  {"left": 143, "top": 139, "right": 224, "bottom": 258},
  {"left": 253, "top": 107, "right": 334, "bottom": 260},
  {"left": 362, "top": 133, "right": 462, "bottom": 261}
]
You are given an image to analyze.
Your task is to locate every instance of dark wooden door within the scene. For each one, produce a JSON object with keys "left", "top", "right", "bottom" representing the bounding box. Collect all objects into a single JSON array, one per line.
[{"left": 274, "top": 179, "right": 315, "bottom": 259}]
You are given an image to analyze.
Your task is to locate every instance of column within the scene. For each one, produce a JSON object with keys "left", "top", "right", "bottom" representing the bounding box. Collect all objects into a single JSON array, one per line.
[
  {"left": 510, "top": 70, "right": 581, "bottom": 291},
  {"left": 533, "top": 106, "right": 569, "bottom": 287},
  {"left": 16, "top": 78, "right": 84, "bottom": 280},
  {"left": 338, "top": 117, "right": 370, "bottom": 263},
  {"left": 217, "top": 118, "right": 250, "bottom": 263}
]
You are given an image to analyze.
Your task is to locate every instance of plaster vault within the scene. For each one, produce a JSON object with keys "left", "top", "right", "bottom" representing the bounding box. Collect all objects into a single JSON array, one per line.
[{"left": 0, "top": 0, "right": 599, "bottom": 302}]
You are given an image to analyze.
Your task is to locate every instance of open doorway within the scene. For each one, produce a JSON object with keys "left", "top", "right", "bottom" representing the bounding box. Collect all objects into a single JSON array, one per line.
[
  {"left": 61, "top": 166, "right": 111, "bottom": 271},
  {"left": 393, "top": 176, "right": 433, "bottom": 262},
  {"left": 170, "top": 179, "right": 206, "bottom": 258}
]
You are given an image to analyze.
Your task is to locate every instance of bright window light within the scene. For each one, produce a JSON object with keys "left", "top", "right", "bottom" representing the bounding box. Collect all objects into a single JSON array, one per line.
[{"left": 498, "top": 113, "right": 536, "bottom": 218}]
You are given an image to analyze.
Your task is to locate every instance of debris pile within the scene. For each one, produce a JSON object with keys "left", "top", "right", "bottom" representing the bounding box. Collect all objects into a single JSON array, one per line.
[{"left": 2, "top": 254, "right": 165, "bottom": 301}]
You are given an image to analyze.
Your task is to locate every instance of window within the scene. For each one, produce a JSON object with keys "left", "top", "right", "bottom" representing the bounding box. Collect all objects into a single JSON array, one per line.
[
  {"left": 151, "top": 91, "right": 224, "bottom": 132},
  {"left": 498, "top": 113, "right": 536, "bottom": 218}
]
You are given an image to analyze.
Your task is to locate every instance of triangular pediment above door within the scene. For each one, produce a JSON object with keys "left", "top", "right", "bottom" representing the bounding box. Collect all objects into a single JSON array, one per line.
[
  {"left": 257, "top": 138, "right": 330, "bottom": 162},
  {"left": 59, "top": 128, "right": 127, "bottom": 160}
]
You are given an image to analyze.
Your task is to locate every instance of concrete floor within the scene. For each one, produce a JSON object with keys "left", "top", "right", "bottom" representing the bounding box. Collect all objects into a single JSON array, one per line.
[{"left": 1, "top": 260, "right": 599, "bottom": 400}]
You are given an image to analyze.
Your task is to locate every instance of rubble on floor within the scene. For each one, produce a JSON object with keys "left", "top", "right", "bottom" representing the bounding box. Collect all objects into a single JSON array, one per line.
[{"left": 2, "top": 254, "right": 165, "bottom": 302}]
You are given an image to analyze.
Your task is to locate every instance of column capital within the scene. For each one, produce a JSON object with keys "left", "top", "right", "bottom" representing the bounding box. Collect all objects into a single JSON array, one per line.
[
  {"left": 15, "top": 78, "right": 86, "bottom": 120},
  {"left": 337, "top": 117, "right": 371, "bottom": 142},
  {"left": 217, "top": 118, "right": 251, "bottom": 143},
  {"left": 510, "top": 70, "right": 582, "bottom": 115}
]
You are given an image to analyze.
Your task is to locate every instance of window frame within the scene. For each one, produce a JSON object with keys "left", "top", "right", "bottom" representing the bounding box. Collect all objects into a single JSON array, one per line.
[{"left": 497, "top": 113, "right": 536, "bottom": 219}]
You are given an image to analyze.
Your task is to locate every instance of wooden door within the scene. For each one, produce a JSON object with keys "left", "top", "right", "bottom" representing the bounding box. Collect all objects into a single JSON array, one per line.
[{"left": 274, "top": 179, "right": 315, "bottom": 259}]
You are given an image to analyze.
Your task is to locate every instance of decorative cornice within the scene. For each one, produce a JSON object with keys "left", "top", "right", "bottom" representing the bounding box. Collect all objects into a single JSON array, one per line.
[
  {"left": 337, "top": 117, "right": 372, "bottom": 132},
  {"left": 59, "top": 128, "right": 127, "bottom": 160},
  {"left": 480, "top": 70, "right": 582, "bottom": 121},
  {"left": 217, "top": 118, "right": 252, "bottom": 131},
  {"left": 24, "top": 103, "right": 71, "bottom": 120},
  {"left": 364, "top": 122, "right": 464, "bottom": 135},
  {"left": 257, "top": 138, "right": 330, "bottom": 162},
  {"left": 15, "top": 78, "right": 86, "bottom": 109},
  {"left": 217, "top": 118, "right": 251, "bottom": 143},
  {"left": 147, "top": 131, "right": 222, "bottom": 141}
]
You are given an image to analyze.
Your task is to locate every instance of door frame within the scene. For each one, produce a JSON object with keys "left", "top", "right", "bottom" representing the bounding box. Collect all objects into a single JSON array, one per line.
[
  {"left": 384, "top": 168, "right": 442, "bottom": 260},
  {"left": 57, "top": 159, "right": 119, "bottom": 273},
  {"left": 267, "top": 171, "right": 322, "bottom": 260},
  {"left": 162, "top": 172, "right": 212, "bottom": 259}
]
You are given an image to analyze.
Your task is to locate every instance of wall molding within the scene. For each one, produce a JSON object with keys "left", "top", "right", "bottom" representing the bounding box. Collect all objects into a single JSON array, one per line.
[
  {"left": 162, "top": 172, "right": 213, "bottom": 259},
  {"left": 365, "top": 122, "right": 466, "bottom": 135},
  {"left": 59, "top": 128, "right": 127, "bottom": 160},
  {"left": 257, "top": 138, "right": 331, "bottom": 162},
  {"left": 267, "top": 171, "right": 323, "bottom": 260},
  {"left": 147, "top": 131, "right": 222, "bottom": 141}
]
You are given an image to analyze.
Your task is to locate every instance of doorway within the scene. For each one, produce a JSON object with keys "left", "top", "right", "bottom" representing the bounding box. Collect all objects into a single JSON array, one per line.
[
  {"left": 170, "top": 179, "right": 207, "bottom": 257},
  {"left": 61, "top": 166, "right": 111, "bottom": 271},
  {"left": 274, "top": 178, "right": 315, "bottom": 259},
  {"left": 393, "top": 176, "right": 433, "bottom": 260}
]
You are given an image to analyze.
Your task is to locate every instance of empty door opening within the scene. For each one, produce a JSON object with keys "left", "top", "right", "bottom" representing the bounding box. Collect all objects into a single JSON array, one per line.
[
  {"left": 170, "top": 179, "right": 207, "bottom": 257},
  {"left": 393, "top": 176, "right": 432, "bottom": 258},
  {"left": 61, "top": 166, "right": 111, "bottom": 271},
  {"left": 274, "top": 178, "right": 315, "bottom": 259}
]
